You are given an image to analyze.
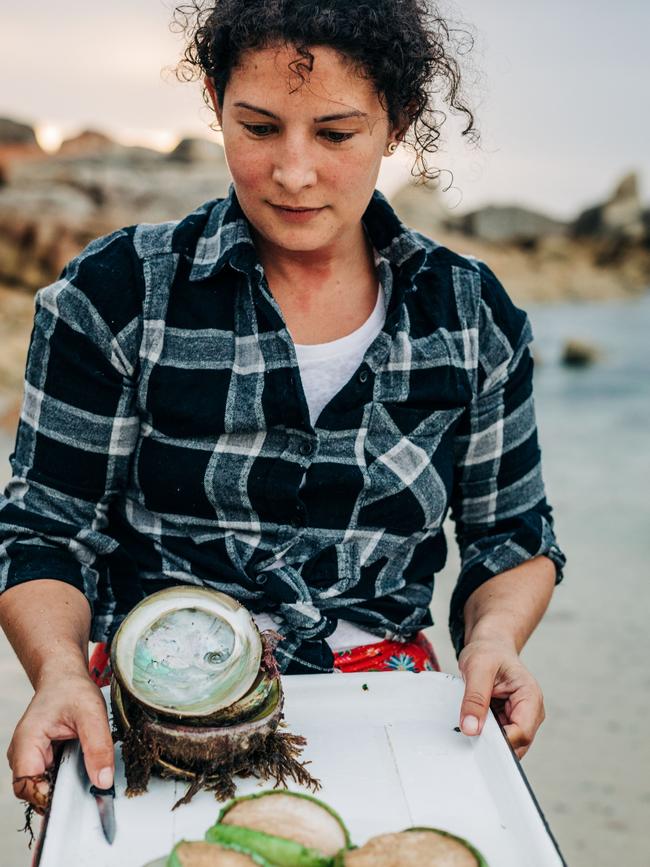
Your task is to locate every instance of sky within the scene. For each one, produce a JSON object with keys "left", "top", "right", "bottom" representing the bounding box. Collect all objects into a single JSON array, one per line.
[{"left": 1, "top": 0, "right": 648, "bottom": 219}]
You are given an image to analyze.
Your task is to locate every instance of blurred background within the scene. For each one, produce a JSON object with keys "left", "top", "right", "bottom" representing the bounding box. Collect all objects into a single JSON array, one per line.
[{"left": 0, "top": 1, "right": 648, "bottom": 864}]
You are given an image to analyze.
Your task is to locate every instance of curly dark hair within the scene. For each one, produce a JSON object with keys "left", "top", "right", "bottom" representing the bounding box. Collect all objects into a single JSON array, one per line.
[{"left": 173, "top": 0, "right": 478, "bottom": 182}]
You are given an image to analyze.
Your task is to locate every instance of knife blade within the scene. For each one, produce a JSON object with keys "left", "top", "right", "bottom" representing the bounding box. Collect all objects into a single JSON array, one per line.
[{"left": 89, "top": 783, "right": 116, "bottom": 844}]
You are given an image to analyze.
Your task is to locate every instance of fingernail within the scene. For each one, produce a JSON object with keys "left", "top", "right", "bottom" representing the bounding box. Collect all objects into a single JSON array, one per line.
[
  {"left": 35, "top": 781, "right": 50, "bottom": 799},
  {"left": 462, "top": 715, "right": 480, "bottom": 735},
  {"left": 98, "top": 767, "right": 113, "bottom": 789},
  {"left": 33, "top": 780, "right": 50, "bottom": 810}
]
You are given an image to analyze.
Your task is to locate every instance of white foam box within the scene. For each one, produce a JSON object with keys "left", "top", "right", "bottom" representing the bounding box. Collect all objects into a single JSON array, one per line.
[{"left": 36, "top": 672, "right": 566, "bottom": 866}]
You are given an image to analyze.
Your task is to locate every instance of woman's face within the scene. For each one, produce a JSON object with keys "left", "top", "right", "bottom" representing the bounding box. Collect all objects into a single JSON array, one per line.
[{"left": 207, "top": 44, "right": 396, "bottom": 254}]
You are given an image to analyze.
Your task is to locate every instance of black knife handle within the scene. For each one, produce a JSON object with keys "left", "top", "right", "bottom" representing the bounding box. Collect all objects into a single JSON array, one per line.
[{"left": 90, "top": 784, "right": 115, "bottom": 797}]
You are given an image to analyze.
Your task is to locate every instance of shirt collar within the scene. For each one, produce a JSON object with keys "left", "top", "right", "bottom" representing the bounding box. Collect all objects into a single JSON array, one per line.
[{"left": 188, "top": 184, "right": 429, "bottom": 283}]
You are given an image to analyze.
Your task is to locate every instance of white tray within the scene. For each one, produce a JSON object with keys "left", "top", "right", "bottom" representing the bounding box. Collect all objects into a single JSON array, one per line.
[{"left": 37, "top": 672, "right": 565, "bottom": 866}]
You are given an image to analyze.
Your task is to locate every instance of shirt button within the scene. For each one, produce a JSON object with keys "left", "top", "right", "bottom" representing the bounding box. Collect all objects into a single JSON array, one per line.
[
  {"left": 300, "top": 441, "right": 314, "bottom": 456},
  {"left": 358, "top": 369, "right": 369, "bottom": 383}
]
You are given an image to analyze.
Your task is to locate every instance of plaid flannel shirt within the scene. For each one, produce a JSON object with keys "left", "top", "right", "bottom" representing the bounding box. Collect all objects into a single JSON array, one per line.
[{"left": 0, "top": 186, "right": 565, "bottom": 673}]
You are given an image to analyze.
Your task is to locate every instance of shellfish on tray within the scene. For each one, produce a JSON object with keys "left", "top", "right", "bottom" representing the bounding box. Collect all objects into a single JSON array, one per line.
[{"left": 109, "top": 586, "right": 319, "bottom": 806}]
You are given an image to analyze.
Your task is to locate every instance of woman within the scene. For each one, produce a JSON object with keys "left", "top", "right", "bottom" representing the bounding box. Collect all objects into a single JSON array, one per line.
[{"left": 0, "top": 0, "right": 565, "bottom": 814}]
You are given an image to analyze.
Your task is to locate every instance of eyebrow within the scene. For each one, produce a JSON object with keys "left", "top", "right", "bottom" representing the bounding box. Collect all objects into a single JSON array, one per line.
[{"left": 233, "top": 101, "right": 367, "bottom": 123}]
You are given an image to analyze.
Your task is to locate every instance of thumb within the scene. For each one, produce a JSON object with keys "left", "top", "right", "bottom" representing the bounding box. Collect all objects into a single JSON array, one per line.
[
  {"left": 75, "top": 696, "right": 115, "bottom": 789},
  {"left": 459, "top": 657, "right": 497, "bottom": 737}
]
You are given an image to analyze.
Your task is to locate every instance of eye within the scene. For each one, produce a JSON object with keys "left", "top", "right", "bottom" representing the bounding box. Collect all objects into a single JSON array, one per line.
[
  {"left": 240, "top": 124, "right": 355, "bottom": 143},
  {"left": 242, "top": 123, "right": 276, "bottom": 137},
  {"left": 320, "top": 130, "right": 355, "bottom": 144}
]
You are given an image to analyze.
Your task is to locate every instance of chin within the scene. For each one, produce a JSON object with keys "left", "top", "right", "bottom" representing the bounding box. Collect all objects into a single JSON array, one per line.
[{"left": 257, "top": 222, "right": 336, "bottom": 252}]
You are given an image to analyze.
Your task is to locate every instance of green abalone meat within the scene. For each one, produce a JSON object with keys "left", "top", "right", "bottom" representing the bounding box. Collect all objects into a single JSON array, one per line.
[
  {"left": 216, "top": 790, "right": 350, "bottom": 857},
  {"left": 205, "top": 825, "right": 333, "bottom": 867}
]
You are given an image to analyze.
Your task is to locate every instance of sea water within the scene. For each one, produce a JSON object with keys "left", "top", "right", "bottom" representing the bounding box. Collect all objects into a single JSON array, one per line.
[{"left": 528, "top": 293, "right": 650, "bottom": 571}]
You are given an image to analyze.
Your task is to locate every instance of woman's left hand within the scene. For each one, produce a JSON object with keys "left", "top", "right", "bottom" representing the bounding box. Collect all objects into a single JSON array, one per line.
[{"left": 457, "top": 636, "right": 545, "bottom": 759}]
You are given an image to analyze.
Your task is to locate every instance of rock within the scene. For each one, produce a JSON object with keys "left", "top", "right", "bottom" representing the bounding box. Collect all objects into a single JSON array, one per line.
[
  {"left": 566, "top": 173, "right": 649, "bottom": 285},
  {"left": 390, "top": 180, "right": 455, "bottom": 235},
  {"left": 0, "top": 284, "right": 39, "bottom": 398},
  {"left": 57, "top": 130, "right": 163, "bottom": 165},
  {"left": 643, "top": 208, "right": 650, "bottom": 236},
  {"left": 168, "top": 137, "right": 225, "bottom": 163},
  {"left": 561, "top": 339, "right": 602, "bottom": 368},
  {"left": 602, "top": 173, "right": 645, "bottom": 239},
  {"left": 0, "top": 141, "right": 232, "bottom": 289},
  {"left": 573, "top": 172, "right": 645, "bottom": 241},
  {"left": 58, "top": 129, "right": 121, "bottom": 158},
  {"left": 572, "top": 204, "right": 601, "bottom": 237},
  {"left": 0, "top": 184, "right": 100, "bottom": 286},
  {"left": 0, "top": 118, "right": 43, "bottom": 180},
  {"left": 534, "top": 234, "right": 574, "bottom": 262},
  {"left": 0, "top": 118, "right": 38, "bottom": 146},
  {"left": 458, "top": 205, "right": 566, "bottom": 244}
]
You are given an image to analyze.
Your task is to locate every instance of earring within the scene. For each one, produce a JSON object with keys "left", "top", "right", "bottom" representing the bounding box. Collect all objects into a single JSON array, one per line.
[{"left": 386, "top": 142, "right": 398, "bottom": 155}]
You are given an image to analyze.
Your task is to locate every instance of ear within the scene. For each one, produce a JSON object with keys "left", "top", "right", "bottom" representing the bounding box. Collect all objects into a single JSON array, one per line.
[{"left": 204, "top": 76, "right": 223, "bottom": 127}]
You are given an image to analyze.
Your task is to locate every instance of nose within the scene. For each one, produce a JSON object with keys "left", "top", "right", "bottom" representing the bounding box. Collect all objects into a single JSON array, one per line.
[{"left": 271, "top": 135, "right": 317, "bottom": 194}]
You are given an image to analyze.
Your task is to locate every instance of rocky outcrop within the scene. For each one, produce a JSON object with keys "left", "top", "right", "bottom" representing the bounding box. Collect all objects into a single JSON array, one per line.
[
  {"left": 0, "top": 188, "right": 100, "bottom": 289},
  {"left": 567, "top": 173, "right": 649, "bottom": 287},
  {"left": 0, "top": 129, "right": 231, "bottom": 290},
  {"left": 0, "top": 118, "right": 43, "bottom": 184},
  {"left": 0, "top": 118, "right": 38, "bottom": 146},
  {"left": 58, "top": 129, "right": 123, "bottom": 158},
  {"left": 168, "top": 137, "right": 225, "bottom": 163},
  {"left": 457, "top": 205, "right": 567, "bottom": 244},
  {"left": 0, "top": 285, "right": 35, "bottom": 402},
  {"left": 57, "top": 130, "right": 164, "bottom": 165},
  {"left": 573, "top": 172, "right": 645, "bottom": 241},
  {"left": 390, "top": 172, "right": 650, "bottom": 303},
  {"left": 390, "top": 180, "right": 453, "bottom": 235}
]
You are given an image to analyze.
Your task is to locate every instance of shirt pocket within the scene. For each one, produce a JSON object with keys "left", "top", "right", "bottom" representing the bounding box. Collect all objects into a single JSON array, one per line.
[{"left": 357, "top": 391, "right": 469, "bottom": 535}]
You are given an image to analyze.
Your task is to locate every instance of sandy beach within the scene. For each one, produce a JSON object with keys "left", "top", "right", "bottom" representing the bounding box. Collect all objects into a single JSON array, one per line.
[{"left": 1, "top": 295, "right": 649, "bottom": 866}]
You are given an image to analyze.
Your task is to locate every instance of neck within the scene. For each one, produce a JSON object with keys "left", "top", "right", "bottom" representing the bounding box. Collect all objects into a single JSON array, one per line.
[{"left": 252, "top": 222, "right": 374, "bottom": 299}]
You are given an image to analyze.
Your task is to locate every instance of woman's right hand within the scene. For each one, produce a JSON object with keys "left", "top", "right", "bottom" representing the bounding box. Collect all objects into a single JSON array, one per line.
[{"left": 7, "top": 667, "right": 114, "bottom": 813}]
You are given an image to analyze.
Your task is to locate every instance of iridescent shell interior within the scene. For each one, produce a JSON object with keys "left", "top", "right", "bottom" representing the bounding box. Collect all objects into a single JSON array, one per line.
[
  {"left": 111, "top": 587, "right": 262, "bottom": 717},
  {"left": 132, "top": 607, "right": 237, "bottom": 708}
]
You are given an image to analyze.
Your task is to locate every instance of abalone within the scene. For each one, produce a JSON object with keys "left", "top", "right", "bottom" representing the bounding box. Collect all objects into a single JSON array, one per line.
[
  {"left": 109, "top": 586, "right": 319, "bottom": 805},
  {"left": 333, "top": 829, "right": 489, "bottom": 866},
  {"left": 111, "top": 587, "right": 262, "bottom": 719}
]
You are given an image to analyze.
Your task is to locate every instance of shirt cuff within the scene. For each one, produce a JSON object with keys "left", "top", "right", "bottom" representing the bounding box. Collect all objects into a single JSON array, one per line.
[{"left": 1, "top": 544, "right": 89, "bottom": 600}]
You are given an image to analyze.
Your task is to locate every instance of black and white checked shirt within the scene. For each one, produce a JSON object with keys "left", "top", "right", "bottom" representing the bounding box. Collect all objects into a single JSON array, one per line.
[{"left": 0, "top": 186, "right": 565, "bottom": 673}]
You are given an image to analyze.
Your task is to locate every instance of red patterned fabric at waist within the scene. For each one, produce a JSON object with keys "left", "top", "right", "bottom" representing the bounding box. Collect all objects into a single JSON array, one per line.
[{"left": 332, "top": 631, "right": 439, "bottom": 673}]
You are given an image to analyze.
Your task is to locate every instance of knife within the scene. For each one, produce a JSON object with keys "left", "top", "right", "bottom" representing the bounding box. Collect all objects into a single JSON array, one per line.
[
  {"left": 76, "top": 743, "right": 117, "bottom": 844},
  {"left": 89, "top": 783, "right": 117, "bottom": 844}
]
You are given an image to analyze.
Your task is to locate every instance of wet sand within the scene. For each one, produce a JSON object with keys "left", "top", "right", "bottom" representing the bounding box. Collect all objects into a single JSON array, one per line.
[{"left": 1, "top": 392, "right": 649, "bottom": 866}]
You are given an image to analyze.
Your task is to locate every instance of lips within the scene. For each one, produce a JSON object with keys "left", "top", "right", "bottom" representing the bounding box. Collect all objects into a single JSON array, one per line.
[
  {"left": 268, "top": 202, "right": 325, "bottom": 223},
  {"left": 270, "top": 204, "right": 323, "bottom": 211}
]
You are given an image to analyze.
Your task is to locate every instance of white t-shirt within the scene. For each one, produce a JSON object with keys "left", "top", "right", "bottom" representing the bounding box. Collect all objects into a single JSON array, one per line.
[{"left": 255, "top": 284, "right": 386, "bottom": 651}]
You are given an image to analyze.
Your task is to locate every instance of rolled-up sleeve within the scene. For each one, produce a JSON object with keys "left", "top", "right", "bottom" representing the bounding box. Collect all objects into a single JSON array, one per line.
[
  {"left": 448, "top": 261, "right": 566, "bottom": 654},
  {"left": 0, "top": 230, "right": 143, "bottom": 617}
]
